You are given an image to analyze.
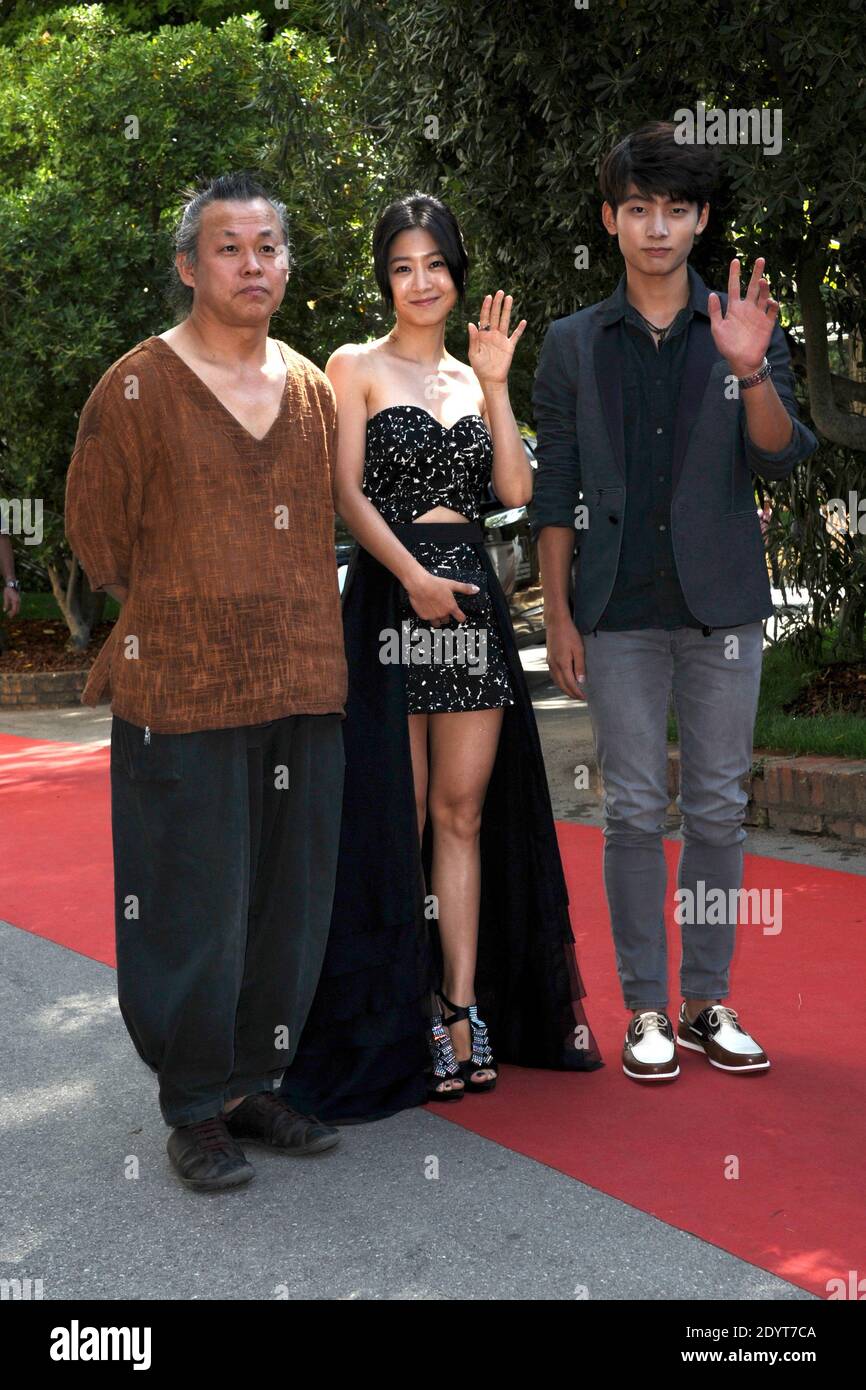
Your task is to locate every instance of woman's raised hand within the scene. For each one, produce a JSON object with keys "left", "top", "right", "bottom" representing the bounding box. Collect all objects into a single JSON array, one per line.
[{"left": 468, "top": 290, "right": 527, "bottom": 385}]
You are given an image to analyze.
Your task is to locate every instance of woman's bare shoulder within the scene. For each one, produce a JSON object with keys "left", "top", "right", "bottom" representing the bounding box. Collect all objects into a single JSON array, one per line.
[
  {"left": 326, "top": 337, "right": 389, "bottom": 378},
  {"left": 326, "top": 336, "right": 397, "bottom": 394}
]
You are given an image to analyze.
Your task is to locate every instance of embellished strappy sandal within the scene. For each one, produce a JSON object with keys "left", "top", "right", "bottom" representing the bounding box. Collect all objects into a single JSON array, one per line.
[
  {"left": 427, "top": 1013, "right": 466, "bottom": 1102},
  {"left": 437, "top": 990, "right": 498, "bottom": 1094}
]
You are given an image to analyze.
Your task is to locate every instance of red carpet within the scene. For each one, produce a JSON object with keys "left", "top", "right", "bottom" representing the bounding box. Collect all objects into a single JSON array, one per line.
[
  {"left": 1, "top": 734, "right": 117, "bottom": 965},
  {"left": 2, "top": 731, "right": 865, "bottom": 1297}
]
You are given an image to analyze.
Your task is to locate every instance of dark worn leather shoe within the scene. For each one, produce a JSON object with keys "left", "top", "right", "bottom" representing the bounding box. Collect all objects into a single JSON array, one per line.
[
  {"left": 224, "top": 1091, "right": 340, "bottom": 1154},
  {"left": 166, "top": 1115, "right": 254, "bottom": 1192}
]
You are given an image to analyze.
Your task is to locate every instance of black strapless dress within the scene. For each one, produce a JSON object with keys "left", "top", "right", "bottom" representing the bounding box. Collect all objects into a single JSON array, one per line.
[{"left": 277, "top": 405, "right": 603, "bottom": 1121}]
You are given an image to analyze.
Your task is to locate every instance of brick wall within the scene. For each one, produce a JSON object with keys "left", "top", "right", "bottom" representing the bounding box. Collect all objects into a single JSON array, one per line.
[
  {"left": 667, "top": 748, "right": 866, "bottom": 845},
  {"left": 0, "top": 671, "right": 87, "bottom": 709}
]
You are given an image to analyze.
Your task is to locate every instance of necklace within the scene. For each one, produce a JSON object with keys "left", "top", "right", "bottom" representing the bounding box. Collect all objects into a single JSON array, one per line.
[{"left": 630, "top": 306, "right": 675, "bottom": 344}]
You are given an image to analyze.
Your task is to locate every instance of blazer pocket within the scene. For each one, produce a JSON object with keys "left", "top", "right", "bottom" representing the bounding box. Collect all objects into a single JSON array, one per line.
[{"left": 111, "top": 718, "right": 184, "bottom": 782}]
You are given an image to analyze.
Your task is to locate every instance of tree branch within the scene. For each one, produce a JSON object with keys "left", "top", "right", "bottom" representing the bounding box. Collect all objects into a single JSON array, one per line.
[
  {"left": 788, "top": 342, "right": 866, "bottom": 407},
  {"left": 797, "top": 253, "right": 866, "bottom": 450}
]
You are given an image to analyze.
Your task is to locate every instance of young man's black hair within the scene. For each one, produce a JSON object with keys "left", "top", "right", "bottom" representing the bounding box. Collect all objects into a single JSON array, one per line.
[{"left": 598, "top": 119, "right": 720, "bottom": 213}]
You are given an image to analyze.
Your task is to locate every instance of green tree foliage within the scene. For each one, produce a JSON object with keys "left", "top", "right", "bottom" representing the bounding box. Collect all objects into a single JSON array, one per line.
[
  {"left": 0, "top": 1, "right": 332, "bottom": 48},
  {"left": 0, "top": 4, "right": 382, "bottom": 644},
  {"left": 2, "top": 1, "right": 865, "bottom": 660}
]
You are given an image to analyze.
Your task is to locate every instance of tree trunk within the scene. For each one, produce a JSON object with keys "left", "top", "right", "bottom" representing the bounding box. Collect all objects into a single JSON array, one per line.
[
  {"left": 49, "top": 554, "right": 106, "bottom": 652},
  {"left": 798, "top": 253, "right": 866, "bottom": 450}
]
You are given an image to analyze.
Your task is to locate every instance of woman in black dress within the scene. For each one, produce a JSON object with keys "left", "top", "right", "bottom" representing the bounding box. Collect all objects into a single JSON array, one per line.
[{"left": 278, "top": 194, "right": 602, "bottom": 1121}]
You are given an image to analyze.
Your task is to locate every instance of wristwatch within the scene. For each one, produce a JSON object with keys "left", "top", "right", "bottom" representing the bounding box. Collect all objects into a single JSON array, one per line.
[
  {"left": 4, "top": 579, "right": 20, "bottom": 590},
  {"left": 738, "top": 357, "right": 772, "bottom": 390}
]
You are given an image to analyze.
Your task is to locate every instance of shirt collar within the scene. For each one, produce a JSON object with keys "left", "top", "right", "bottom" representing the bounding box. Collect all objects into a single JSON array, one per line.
[{"left": 595, "top": 262, "right": 711, "bottom": 326}]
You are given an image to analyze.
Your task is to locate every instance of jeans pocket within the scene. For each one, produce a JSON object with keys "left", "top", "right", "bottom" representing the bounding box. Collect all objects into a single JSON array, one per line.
[{"left": 111, "top": 717, "right": 183, "bottom": 782}]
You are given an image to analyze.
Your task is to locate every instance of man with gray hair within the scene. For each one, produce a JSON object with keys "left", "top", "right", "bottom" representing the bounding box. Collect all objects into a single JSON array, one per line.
[{"left": 65, "top": 172, "right": 348, "bottom": 1192}]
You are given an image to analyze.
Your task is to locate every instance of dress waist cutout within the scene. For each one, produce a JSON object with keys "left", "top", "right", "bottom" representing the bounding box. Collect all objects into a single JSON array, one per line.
[{"left": 387, "top": 519, "right": 484, "bottom": 543}]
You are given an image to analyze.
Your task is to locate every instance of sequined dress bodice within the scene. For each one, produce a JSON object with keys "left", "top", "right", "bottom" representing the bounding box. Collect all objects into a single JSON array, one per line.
[{"left": 362, "top": 404, "right": 493, "bottom": 523}]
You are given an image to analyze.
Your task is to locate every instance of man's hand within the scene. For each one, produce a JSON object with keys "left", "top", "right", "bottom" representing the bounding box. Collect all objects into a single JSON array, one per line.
[
  {"left": 2, "top": 584, "right": 21, "bottom": 619},
  {"left": 546, "top": 614, "right": 587, "bottom": 700},
  {"left": 708, "top": 256, "right": 779, "bottom": 379}
]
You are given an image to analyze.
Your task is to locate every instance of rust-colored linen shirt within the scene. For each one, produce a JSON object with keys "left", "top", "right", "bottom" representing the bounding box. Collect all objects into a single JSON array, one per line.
[{"left": 65, "top": 335, "right": 347, "bottom": 733}]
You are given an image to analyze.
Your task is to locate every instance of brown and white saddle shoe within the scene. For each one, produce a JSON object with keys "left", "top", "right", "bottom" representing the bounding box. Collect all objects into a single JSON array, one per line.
[
  {"left": 622, "top": 1010, "right": 680, "bottom": 1081},
  {"left": 677, "top": 1002, "right": 770, "bottom": 1072}
]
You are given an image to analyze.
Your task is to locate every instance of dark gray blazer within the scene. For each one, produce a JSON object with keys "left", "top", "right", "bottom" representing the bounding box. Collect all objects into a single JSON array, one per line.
[{"left": 529, "top": 263, "right": 819, "bottom": 631}]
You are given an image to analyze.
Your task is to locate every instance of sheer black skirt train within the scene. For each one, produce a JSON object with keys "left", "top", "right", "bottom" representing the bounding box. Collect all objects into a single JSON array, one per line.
[{"left": 278, "top": 521, "right": 603, "bottom": 1123}]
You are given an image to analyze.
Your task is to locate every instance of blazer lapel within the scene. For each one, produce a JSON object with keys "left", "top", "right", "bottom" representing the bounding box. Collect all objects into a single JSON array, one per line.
[
  {"left": 672, "top": 314, "right": 721, "bottom": 493},
  {"left": 594, "top": 321, "right": 626, "bottom": 484}
]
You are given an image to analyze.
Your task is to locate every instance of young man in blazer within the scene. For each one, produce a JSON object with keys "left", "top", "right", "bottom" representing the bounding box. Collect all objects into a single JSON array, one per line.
[{"left": 531, "top": 121, "right": 818, "bottom": 1082}]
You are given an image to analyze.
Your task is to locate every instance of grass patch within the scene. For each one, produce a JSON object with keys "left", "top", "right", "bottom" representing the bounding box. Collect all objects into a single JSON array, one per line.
[
  {"left": 668, "top": 638, "right": 866, "bottom": 759},
  {"left": 16, "top": 592, "right": 120, "bottom": 621}
]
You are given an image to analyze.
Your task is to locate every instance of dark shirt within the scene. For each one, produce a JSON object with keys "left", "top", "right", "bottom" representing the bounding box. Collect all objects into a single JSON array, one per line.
[
  {"left": 531, "top": 263, "right": 818, "bottom": 633},
  {"left": 596, "top": 287, "right": 703, "bottom": 631}
]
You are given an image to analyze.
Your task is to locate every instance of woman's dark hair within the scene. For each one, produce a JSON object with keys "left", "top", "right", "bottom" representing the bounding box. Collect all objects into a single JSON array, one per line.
[
  {"left": 372, "top": 192, "right": 468, "bottom": 308},
  {"left": 167, "top": 170, "right": 293, "bottom": 318},
  {"left": 599, "top": 121, "right": 720, "bottom": 213}
]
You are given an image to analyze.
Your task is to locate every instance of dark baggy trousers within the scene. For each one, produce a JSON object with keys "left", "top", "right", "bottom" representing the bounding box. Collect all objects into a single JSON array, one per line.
[{"left": 109, "top": 711, "right": 345, "bottom": 1127}]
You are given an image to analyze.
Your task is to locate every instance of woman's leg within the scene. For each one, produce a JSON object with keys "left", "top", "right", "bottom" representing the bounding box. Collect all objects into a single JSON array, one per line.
[
  {"left": 409, "top": 710, "right": 463, "bottom": 1095},
  {"left": 407, "top": 711, "right": 429, "bottom": 843},
  {"left": 427, "top": 707, "right": 505, "bottom": 1082}
]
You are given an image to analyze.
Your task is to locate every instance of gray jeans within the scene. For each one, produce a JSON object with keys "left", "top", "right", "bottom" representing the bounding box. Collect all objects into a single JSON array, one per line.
[{"left": 582, "top": 624, "right": 763, "bottom": 1011}]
